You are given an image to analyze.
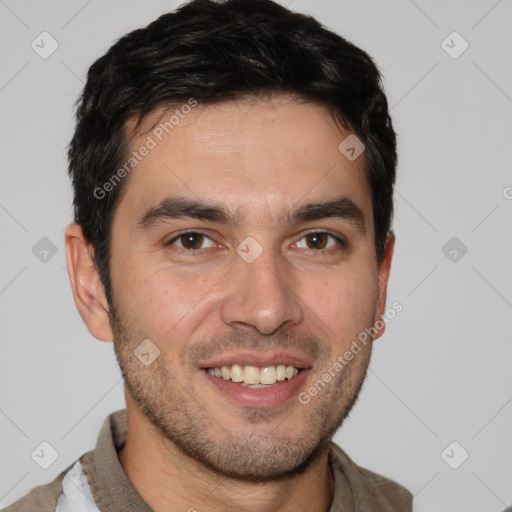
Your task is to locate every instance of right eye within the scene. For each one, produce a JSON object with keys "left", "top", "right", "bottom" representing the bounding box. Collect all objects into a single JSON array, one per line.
[{"left": 166, "top": 232, "right": 218, "bottom": 252}]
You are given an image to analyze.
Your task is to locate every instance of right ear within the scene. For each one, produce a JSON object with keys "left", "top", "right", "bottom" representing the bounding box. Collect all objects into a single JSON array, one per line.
[{"left": 64, "top": 223, "right": 114, "bottom": 342}]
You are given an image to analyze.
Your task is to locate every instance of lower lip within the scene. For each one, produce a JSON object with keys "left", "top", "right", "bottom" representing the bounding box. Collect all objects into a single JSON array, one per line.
[{"left": 201, "top": 369, "right": 310, "bottom": 408}]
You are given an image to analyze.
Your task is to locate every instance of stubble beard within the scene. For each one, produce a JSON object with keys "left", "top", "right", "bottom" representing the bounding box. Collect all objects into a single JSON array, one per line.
[{"left": 109, "top": 301, "right": 373, "bottom": 483}]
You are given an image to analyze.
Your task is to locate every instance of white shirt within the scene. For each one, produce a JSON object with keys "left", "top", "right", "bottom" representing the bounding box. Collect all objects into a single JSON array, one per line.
[{"left": 55, "top": 461, "right": 100, "bottom": 512}]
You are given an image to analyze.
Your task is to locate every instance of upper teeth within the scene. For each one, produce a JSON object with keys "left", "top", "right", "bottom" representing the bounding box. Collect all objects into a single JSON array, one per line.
[{"left": 207, "top": 364, "right": 299, "bottom": 385}]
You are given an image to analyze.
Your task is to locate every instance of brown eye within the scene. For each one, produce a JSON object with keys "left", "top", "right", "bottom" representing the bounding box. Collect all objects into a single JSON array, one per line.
[
  {"left": 294, "top": 232, "right": 344, "bottom": 251},
  {"left": 180, "top": 233, "right": 204, "bottom": 249},
  {"left": 168, "top": 232, "right": 216, "bottom": 251},
  {"left": 305, "top": 232, "right": 329, "bottom": 249}
]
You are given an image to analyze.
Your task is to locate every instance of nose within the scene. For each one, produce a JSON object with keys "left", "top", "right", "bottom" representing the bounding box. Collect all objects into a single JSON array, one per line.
[{"left": 220, "top": 247, "right": 304, "bottom": 335}]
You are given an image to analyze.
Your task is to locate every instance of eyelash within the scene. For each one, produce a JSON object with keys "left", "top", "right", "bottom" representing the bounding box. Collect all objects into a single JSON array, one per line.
[
  {"left": 166, "top": 231, "right": 218, "bottom": 254},
  {"left": 165, "top": 230, "right": 347, "bottom": 254},
  {"left": 294, "top": 231, "right": 347, "bottom": 252}
]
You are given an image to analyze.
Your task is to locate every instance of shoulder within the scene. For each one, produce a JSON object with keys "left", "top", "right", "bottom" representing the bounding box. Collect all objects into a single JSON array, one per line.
[
  {"left": 2, "top": 468, "right": 68, "bottom": 512},
  {"left": 329, "top": 442, "right": 413, "bottom": 512},
  {"left": 2, "top": 454, "right": 93, "bottom": 512}
]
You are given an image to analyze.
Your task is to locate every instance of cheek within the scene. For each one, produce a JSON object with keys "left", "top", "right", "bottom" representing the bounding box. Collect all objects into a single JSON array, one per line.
[
  {"left": 302, "top": 266, "right": 378, "bottom": 341},
  {"left": 115, "top": 264, "right": 221, "bottom": 343}
]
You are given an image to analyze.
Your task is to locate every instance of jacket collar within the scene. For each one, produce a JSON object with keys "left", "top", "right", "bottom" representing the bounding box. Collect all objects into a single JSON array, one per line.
[{"left": 80, "top": 408, "right": 409, "bottom": 512}]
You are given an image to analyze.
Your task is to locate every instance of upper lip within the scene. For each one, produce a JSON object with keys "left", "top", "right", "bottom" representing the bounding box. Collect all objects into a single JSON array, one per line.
[{"left": 198, "top": 351, "right": 313, "bottom": 370}]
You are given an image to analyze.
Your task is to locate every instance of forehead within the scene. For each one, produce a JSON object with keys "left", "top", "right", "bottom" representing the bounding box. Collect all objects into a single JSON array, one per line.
[{"left": 116, "top": 95, "right": 372, "bottom": 226}]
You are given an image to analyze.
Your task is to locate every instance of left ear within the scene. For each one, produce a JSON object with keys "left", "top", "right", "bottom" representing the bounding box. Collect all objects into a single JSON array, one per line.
[{"left": 371, "top": 232, "right": 395, "bottom": 341}]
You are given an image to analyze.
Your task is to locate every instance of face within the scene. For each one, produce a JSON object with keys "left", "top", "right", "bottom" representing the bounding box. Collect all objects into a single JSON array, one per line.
[{"left": 107, "top": 95, "right": 393, "bottom": 481}]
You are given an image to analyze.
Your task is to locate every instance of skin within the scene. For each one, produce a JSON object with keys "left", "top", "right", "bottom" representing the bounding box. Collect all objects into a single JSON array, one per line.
[{"left": 65, "top": 94, "right": 394, "bottom": 512}]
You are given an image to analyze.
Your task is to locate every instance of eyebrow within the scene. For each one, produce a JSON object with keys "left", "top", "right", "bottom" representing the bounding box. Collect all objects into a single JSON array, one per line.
[
  {"left": 288, "top": 197, "right": 366, "bottom": 233},
  {"left": 137, "top": 195, "right": 366, "bottom": 234},
  {"left": 138, "top": 197, "right": 237, "bottom": 229}
]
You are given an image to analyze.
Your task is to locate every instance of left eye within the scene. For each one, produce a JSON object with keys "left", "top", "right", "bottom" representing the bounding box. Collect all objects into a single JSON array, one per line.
[
  {"left": 168, "top": 232, "right": 217, "bottom": 250},
  {"left": 294, "top": 232, "right": 341, "bottom": 250}
]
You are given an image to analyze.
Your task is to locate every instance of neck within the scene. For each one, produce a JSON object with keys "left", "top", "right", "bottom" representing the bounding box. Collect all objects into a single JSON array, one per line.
[{"left": 119, "top": 401, "right": 335, "bottom": 512}]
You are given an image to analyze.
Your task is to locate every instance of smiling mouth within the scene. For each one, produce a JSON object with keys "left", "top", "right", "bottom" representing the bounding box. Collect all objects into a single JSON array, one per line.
[{"left": 205, "top": 364, "right": 302, "bottom": 388}]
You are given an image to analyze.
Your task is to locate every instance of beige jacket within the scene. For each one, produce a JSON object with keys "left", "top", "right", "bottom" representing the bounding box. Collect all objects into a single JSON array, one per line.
[{"left": 5, "top": 409, "right": 412, "bottom": 512}]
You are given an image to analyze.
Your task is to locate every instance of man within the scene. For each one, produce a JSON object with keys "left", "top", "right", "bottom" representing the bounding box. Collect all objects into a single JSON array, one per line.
[{"left": 6, "top": 0, "right": 412, "bottom": 510}]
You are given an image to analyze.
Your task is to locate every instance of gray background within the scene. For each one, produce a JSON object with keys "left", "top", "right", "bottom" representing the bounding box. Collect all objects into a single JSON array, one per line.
[{"left": 1, "top": 1, "right": 511, "bottom": 510}]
